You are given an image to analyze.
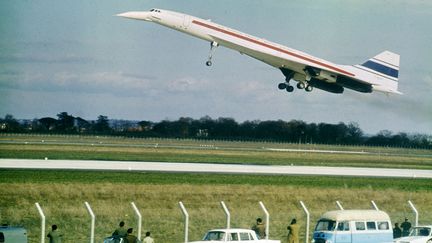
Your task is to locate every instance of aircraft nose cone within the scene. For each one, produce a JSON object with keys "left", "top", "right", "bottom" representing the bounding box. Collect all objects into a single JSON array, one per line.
[
  {"left": 116, "top": 11, "right": 152, "bottom": 21},
  {"left": 116, "top": 12, "right": 131, "bottom": 18}
]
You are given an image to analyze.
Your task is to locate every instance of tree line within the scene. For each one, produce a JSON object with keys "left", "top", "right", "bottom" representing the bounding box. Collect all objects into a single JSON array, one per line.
[{"left": 1, "top": 112, "right": 431, "bottom": 148}]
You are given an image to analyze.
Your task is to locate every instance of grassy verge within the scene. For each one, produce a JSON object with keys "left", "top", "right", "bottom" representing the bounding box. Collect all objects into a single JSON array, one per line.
[{"left": 1, "top": 170, "right": 431, "bottom": 243}]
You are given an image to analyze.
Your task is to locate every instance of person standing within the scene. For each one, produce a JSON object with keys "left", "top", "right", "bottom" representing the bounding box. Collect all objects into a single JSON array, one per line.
[
  {"left": 47, "top": 224, "right": 63, "bottom": 243},
  {"left": 252, "top": 218, "right": 266, "bottom": 239},
  {"left": 112, "top": 221, "right": 128, "bottom": 238},
  {"left": 143, "top": 231, "right": 154, "bottom": 243},
  {"left": 287, "top": 218, "right": 299, "bottom": 243},
  {"left": 124, "top": 228, "right": 138, "bottom": 243},
  {"left": 393, "top": 223, "right": 402, "bottom": 238},
  {"left": 401, "top": 218, "right": 412, "bottom": 237}
]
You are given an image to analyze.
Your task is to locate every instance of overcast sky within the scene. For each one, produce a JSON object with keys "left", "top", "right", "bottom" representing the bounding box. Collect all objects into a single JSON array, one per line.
[{"left": 1, "top": 0, "right": 431, "bottom": 134}]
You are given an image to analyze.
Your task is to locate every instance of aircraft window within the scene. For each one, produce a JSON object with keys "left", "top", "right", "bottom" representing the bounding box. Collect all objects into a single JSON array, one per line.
[{"left": 150, "top": 9, "right": 155, "bottom": 12}]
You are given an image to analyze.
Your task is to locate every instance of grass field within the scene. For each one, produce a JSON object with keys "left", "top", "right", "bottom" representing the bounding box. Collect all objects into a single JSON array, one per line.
[
  {"left": 1, "top": 134, "right": 432, "bottom": 169},
  {"left": 1, "top": 170, "right": 432, "bottom": 243},
  {"left": 1, "top": 134, "right": 432, "bottom": 242}
]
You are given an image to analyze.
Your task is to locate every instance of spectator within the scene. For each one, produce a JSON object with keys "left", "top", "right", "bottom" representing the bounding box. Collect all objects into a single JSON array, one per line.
[
  {"left": 112, "top": 221, "right": 128, "bottom": 238},
  {"left": 393, "top": 223, "right": 402, "bottom": 238},
  {"left": 143, "top": 231, "right": 154, "bottom": 243},
  {"left": 401, "top": 218, "right": 412, "bottom": 237},
  {"left": 47, "top": 224, "right": 63, "bottom": 243},
  {"left": 124, "top": 228, "right": 138, "bottom": 243},
  {"left": 287, "top": 218, "right": 299, "bottom": 243},
  {"left": 252, "top": 218, "right": 266, "bottom": 239}
]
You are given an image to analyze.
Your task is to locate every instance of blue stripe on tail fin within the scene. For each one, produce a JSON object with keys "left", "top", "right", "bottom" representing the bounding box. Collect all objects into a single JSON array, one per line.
[
  {"left": 361, "top": 60, "right": 399, "bottom": 78},
  {"left": 361, "top": 51, "right": 400, "bottom": 80}
]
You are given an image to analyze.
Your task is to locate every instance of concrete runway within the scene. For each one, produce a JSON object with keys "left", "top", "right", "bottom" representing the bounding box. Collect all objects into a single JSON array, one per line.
[{"left": 1, "top": 159, "right": 432, "bottom": 178}]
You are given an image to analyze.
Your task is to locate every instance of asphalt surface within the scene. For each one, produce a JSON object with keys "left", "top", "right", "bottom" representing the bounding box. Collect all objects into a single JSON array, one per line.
[{"left": 1, "top": 159, "right": 432, "bottom": 178}]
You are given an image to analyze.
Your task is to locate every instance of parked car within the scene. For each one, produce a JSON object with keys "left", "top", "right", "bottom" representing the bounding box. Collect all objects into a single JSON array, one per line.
[
  {"left": 103, "top": 235, "right": 124, "bottom": 243},
  {"left": 394, "top": 226, "right": 432, "bottom": 243},
  {"left": 0, "top": 225, "right": 28, "bottom": 243},
  {"left": 189, "top": 228, "right": 280, "bottom": 242},
  {"left": 103, "top": 235, "right": 141, "bottom": 243}
]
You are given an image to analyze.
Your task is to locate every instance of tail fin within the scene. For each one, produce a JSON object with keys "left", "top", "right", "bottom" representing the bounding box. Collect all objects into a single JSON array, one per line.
[{"left": 361, "top": 51, "right": 400, "bottom": 80}]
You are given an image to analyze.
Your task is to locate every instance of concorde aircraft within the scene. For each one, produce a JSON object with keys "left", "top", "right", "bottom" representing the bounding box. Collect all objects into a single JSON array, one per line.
[{"left": 117, "top": 8, "right": 401, "bottom": 95}]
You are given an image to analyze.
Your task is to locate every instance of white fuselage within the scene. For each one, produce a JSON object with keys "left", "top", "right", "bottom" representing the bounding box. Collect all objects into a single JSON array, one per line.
[{"left": 118, "top": 9, "right": 401, "bottom": 95}]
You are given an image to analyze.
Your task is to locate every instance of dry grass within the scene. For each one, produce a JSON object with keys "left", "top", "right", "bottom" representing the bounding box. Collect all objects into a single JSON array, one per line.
[{"left": 1, "top": 182, "right": 431, "bottom": 243}]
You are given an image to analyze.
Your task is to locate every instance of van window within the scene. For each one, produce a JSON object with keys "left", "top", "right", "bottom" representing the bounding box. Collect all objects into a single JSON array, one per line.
[
  {"left": 337, "top": 221, "right": 350, "bottom": 231},
  {"left": 378, "top": 221, "right": 389, "bottom": 230},
  {"left": 0, "top": 232, "right": 4, "bottom": 242},
  {"left": 366, "top": 221, "right": 376, "bottom": 230},
  {"left": 315, "top": 220, "right": 336, "bottom": 231},
  {"left": 355, "top": 222, "right": 366, "bottom": 231}
]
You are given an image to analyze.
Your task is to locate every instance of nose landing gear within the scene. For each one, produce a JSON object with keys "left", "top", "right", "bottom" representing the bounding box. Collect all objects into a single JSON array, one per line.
[{"left": 205, "top": 41, "right": 219, "bottom": 66}]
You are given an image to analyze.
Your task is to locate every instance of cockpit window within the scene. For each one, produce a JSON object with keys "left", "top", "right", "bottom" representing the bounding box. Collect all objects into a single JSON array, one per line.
[{"left": 149, "top": 8, "right": 161, "bottom": 13}]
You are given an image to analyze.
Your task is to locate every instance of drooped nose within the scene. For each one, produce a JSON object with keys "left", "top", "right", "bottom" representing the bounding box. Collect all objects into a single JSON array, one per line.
[{"left": 116, "top": 11, "right": 152, "bottom": 21}]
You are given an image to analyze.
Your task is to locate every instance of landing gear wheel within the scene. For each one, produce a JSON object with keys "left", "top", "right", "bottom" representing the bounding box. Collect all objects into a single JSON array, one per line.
[
  {"left": 286, "top": 85, "right": 294, "bottom": 92},
  {"left": 305, "top": 85, "right": 313, "bottom": 92},
  {"left": 278, "top": 83, "right": 287, "bottom": 90},
  {"left": 297, "top": 82, "right": 305, "bottom": 89},
  {"left": 205, "top": 41, "right": 218, "bottom": 67}
]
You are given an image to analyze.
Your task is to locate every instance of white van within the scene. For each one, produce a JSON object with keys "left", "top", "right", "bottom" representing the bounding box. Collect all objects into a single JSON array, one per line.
[{"left": 312, "top": 210, "right": 393, "bottom": 243}]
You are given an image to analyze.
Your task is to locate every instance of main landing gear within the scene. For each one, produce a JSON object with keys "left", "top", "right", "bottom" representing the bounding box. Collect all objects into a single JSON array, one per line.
[
  {"left": 277, "top": 78, "right": 314, "bottom": 93},
  {"left": 205, "top": 41, "right": 219, "bottom": 66},
  {"left": 278, "top": 78, "right": 295, "bottom": 93},
  {"left": 278, "top": 67, "right": 314, "bottom": 93}
]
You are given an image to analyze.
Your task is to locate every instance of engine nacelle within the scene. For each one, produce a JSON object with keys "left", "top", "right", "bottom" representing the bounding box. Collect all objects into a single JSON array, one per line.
[
  {"left": 318, "top": 70, "right": 338, "bottom": 83},
  {"left": 304, "top": 66, "right": 337, "bottom": 83},
  {"left": 308, "top": 78, "right": 344, "bottom": 94}
]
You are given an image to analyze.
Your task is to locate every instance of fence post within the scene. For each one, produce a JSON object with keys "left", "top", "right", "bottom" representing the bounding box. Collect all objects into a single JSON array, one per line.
[
  {"left": 131, "top": 202, "right": 142, "bottom": 240},
  {"left": 84, "top": 202, "right": 95, "bottom": 243},
  {"left": 408, "top": 200, "right": 419, "bottom": 226},
  {"left": 258, "top": 201, "right": 270, "bottom": 239},
  {"left": 220, "top": 201, "right": 230, "bottom": 229},
  {"left": 336, "top": 201, "right": 344, "bottom": 210},
  {"left": 179, "top": 202, "right": 189, "bottom": 243},
  {"left": 371, "top": 201, "right": 379, "bottom": 211},
  {"left": 300, "top": 201, "right": 310, "bottom": 243},
  {"left": 35, "top": 203, "right": 45, "bottom": 243}
]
